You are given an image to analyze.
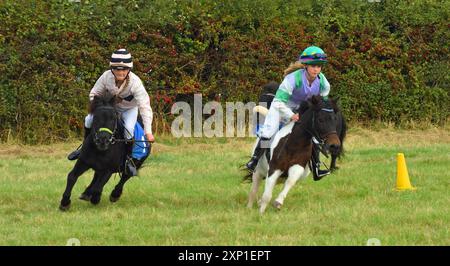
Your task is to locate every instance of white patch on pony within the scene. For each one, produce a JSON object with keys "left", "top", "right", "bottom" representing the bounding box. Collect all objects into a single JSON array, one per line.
[
  {"left": 275, "top": 164, "right": 307, "bottom": 206},
  {"left": 249, "top": 121, "right": 295, "bottom": 178},
  {"left": 260, "top": 169, "right": 283, "bottom": 214}
]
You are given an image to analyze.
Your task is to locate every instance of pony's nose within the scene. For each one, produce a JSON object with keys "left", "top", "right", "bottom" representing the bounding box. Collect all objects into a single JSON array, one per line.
[{"left": 329, "top": 144, "right": 340, "bottom": 152}]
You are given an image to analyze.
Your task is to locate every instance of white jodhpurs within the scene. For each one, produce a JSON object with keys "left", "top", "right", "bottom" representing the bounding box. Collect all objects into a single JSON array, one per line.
[
  {"left": 85, "top": 106, "right": 138, "bottom": 140},
  {"left": 259, "top": 104, "right": 283, "bottom": 139}
]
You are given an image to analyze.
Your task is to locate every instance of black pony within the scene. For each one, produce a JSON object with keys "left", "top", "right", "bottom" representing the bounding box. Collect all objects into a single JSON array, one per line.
[{"left": 59, "top": 96, "right": 149, "bottom": 211}]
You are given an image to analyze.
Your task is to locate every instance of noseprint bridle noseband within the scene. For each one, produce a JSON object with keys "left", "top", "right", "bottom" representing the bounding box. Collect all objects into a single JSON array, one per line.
[
  {"left": 93, "top": 106, "right": 118, "bottom": 146},
  {"left": 310, "top": 108, "right": 337, "bottom": 139},
  {"left": 92, "top": 106, "right": 150, "bottom": 147},
  {"left": 304, "top": 107, "right": 338, "bottom": 158}
]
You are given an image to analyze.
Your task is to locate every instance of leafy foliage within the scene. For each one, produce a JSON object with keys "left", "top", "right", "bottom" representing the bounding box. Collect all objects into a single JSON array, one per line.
[{"left": 0, "top": 0, "right": 448, "bottom": 143}]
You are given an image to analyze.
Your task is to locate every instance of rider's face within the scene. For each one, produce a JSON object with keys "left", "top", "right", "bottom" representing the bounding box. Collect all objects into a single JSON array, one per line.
[
  {"left": 306, "top": 65, "right": 322, "bottom": 79},
  {"left": 112, "top": 69, "right": 130, "bottom": 81}
]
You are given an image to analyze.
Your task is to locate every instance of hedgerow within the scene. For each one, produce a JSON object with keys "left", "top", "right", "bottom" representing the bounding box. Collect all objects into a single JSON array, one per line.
[{"left": 0, "top": 0, "right": 448, "bottom": 143}]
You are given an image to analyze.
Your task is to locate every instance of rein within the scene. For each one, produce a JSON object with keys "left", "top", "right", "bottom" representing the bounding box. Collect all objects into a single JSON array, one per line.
[
  {"left": 92, "top": 106, "right": 150, "bottom": 148},
  {"left": 93, "top": 106, "right": 118, "bottom": 145},
  {"left": 305, "top": 107, "right": 337, "bottom": 158},
  {"left": 111, "top": 122, "right": 151, "bottom": 147},
  {"left": 275, "top": 107, "right": 330, "bottom": 160}
]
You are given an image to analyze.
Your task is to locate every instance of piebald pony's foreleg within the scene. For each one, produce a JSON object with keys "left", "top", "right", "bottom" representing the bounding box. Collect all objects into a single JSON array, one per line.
[
  {"left": 274, "top": 164, "right": 308, "bottom": 210},
  {"left": 260, "top": 169, "right": 283, "bottom": 214}
]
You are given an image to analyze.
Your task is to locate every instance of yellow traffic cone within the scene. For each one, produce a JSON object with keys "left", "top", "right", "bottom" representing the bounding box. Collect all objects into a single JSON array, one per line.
[{"left": 396, "top": 153, "right": 416, "bottom": 191}]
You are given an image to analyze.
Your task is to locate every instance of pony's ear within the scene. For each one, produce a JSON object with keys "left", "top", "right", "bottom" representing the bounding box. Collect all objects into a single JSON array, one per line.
[
  {"left": 310, "top": 95, "right": 321, "bottom": 106},
  {"left": 298, "top": 100, "right": 310, "bottom": 114},
  {"left": 331, "top": 95, "right": 340, "bottom": 104},
  {"left": 108, "top": 96, "right": 117, "bottom": 106},
  {"left": 89, "top": 96, "right": 102, "bottom": 113},
  {"left": 92, "top": 95, "right": 101, "bottom": 104},
  {"left": 327, "top": 96, "right": 340, "bottom": 112}
]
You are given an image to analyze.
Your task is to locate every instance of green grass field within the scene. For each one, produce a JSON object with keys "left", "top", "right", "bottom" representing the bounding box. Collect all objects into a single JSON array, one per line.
[{"left": 0, "top": 127, "right": 449, "bottom": 246}]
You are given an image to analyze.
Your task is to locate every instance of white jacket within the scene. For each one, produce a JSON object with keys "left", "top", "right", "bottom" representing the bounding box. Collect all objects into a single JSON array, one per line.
[{"left": 89, "top": 70, "right": 153, "bottom": 134}]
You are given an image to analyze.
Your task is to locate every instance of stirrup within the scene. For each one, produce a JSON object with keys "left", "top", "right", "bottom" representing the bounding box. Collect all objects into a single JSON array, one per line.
[
  {"left": 313, "top": 165, "right": 330, "bottom": 181},
  {"left": 316, "top": 169, "right": 330, "bottom": 178},
  {"left": 124, "top": 156, "right": 137, "bottom": 176}
]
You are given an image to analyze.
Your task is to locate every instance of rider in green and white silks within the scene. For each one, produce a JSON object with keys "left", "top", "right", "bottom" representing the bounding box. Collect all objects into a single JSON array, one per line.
[{"left": 246, "top": 46, "right": 332, "bottom": 179}]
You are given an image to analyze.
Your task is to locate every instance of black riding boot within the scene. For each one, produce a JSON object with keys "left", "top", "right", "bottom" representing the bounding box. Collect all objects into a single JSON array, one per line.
[
  {"left": 311, "top": 142, "right": 330, "bottom": 181},
  {"left": 67, "top": 127, "right": 91, "bottom": 161},
  {"left": 124, "top": 141, "right": 137, "bottom": 177},
  {"left": 246, "top": 137, "right": 270, "bottom": 172}
]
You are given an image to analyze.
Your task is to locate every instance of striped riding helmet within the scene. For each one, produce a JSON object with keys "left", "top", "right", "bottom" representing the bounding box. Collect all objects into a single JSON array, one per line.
[
  {"left": 110, "top": 49, "right": 133, "bottom": 69},
  {"left": 299, "top": 46, "right": 327, "bottom": 65}
]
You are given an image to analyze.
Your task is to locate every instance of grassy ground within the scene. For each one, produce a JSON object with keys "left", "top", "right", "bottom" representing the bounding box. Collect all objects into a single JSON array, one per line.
[{"left": 0, "top": 126, "right": 449, "bottom": 246}]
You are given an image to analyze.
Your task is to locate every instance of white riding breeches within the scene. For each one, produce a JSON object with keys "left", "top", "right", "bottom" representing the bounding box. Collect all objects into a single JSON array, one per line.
[
  {"left": 259, "top": 104, "right": 284, "bottom": 139},
  {"left": 84, "top": 106, "right": 138, "bottom": 140}
]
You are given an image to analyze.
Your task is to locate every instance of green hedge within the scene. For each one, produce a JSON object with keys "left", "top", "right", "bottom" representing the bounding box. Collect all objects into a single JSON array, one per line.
[{"left": 0, "top": 0, "right": 449, "bottom": 143}]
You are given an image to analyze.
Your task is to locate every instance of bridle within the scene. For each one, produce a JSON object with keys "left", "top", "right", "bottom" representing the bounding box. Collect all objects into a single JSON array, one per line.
[
  {"left": 310, "top": 108, "right": 337, "bottom": 139},
  {"left": 93, "top": 106, "right": 118, "bottom": 146},
  {"left": 92, "top": 106, "right": 150, "bottom": 148},
  {"left": 305, "top": 107, "right": 338, "bottom": 157}
]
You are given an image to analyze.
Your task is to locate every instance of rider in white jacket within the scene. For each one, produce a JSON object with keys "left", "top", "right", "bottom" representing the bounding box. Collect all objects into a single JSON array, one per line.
[{"left": 68, "top": 49, "right": 155, "bottom": 176}]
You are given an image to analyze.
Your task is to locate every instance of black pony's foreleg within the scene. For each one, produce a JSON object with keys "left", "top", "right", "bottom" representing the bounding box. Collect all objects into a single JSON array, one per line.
[
  {"left": 110, "top": 174, "right": 132, "bottom": 202},
  {"left": 89, "top": 170, "right": 113, "bottom": 205},
  {"left": 330, "top": 155, "right": 338, "bottom": 171},
  {"left": 79, "top": 172, "right": 100, "bottom": 201},
  {"left": 60, "top": 160, "right": 90, "bottom": 211},
  {"left": 110, "top": 158, "right": 145, "bottom": 202}
]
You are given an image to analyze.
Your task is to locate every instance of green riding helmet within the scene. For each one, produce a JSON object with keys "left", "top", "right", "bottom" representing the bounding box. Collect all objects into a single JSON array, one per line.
[{"left": 299, "top": 46, "right": 328, "bottom": 65}]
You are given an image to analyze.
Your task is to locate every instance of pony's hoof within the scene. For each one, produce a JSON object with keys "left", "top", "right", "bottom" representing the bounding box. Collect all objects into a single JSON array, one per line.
[
  {"left": 79, "top": 193, "right": 91, "bottom": 201},
  {"left": 110, "top": 189, "right": 122, "bottom": 203},
  {"left": 273, "top": 201, "right": 282, "bottom": 210},
  {"left": 109, "top": 195, "right": 120, "bottom": 203},
  {"left": 90, "top": 195, "right": 101, "bottom": 205},
  {"left": 59, "top": 198, "right": 71, "bottom": 211},
  {"left": 259, "top": 204, "right": 268, "bottom": 215},
  {"left": 59, "top": 203, "right": 70, "bottom": 211}
]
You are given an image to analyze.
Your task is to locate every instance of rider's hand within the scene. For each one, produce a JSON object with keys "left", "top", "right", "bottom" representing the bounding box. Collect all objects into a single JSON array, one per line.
[
  {"left": 146, "top": 133, "right": 155, "bottom": 143},
  {"left": 291, "top": 113, "right": 300, "bottom": 122}
]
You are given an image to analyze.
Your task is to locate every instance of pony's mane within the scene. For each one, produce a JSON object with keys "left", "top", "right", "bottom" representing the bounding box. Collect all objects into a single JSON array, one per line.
[
  {"left": 89, "top": 96, "right": 116, "bottom": 113},
  {"left": 304, "top": 95, "right": 340, "bottom": 113}
]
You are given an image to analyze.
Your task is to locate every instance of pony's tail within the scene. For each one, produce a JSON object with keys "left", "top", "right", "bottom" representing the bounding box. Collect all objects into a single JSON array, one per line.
[
  {"left": 242, "top": 170, "right": 253, "bottom": 183},
  {"left": 338, "top": 115, "right": 348, "bottom": 158},
  {"left": 240, "top": 163, "right": 253, "bottom": 183}
]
